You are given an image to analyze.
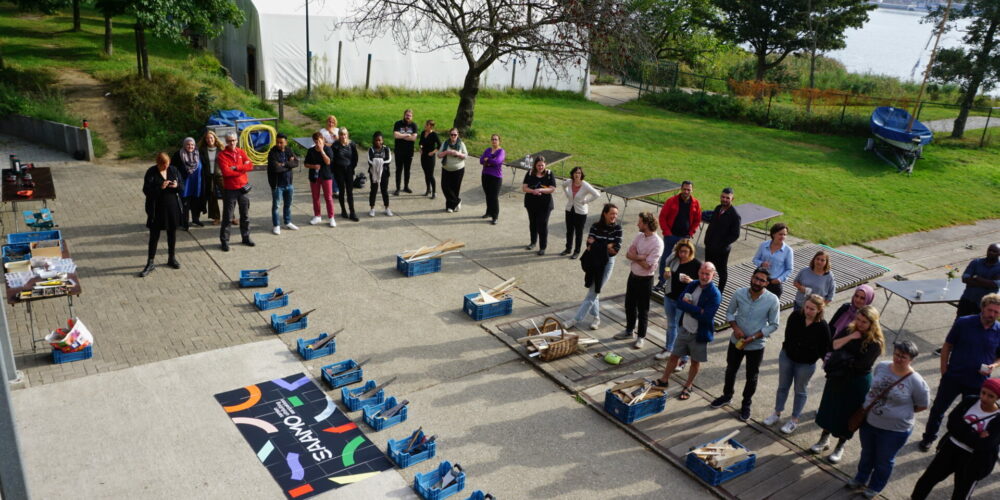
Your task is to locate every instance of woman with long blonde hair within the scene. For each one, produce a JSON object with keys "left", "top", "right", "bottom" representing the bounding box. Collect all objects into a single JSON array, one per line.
[{"left": 811, "top": 305, "right": 884, "bottom": 464}]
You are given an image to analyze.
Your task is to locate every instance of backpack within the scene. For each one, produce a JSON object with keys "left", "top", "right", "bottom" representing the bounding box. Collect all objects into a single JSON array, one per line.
[{"left": 353, "top": 172, "right": 367, "bottom": 189}]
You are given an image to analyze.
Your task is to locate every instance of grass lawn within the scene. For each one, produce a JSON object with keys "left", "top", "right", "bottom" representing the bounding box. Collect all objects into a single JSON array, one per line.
[{"left": 299, "top": 92, "right": 1000, "bottom": 246}]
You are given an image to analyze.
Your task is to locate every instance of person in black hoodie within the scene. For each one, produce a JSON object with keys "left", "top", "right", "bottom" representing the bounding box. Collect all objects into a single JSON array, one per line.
[
  {"left": 911, "top": 378, "right": 1000, "bottom": 500},
  {"left": 330, "top": 127, "right": 359, "bottom": 221},
  {"left": 565, "top": 204, "right": 622, "bottom": 331},
  {"left": 140, "top": 152, "right": 182, "bottom": 277},
  {"left": 266, "top": 134, "right": 299, "bottom": 235},
  {"left": 703, "top": 187, "right": 741, "bottom": 293},
  {"left": 368, "top": 131, "right": 393, "bottom": 217}
]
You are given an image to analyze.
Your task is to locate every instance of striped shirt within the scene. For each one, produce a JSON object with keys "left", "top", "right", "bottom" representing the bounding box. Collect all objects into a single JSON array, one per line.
[{"left": 589, "top": 222, "right": 623, "bottom": 253}]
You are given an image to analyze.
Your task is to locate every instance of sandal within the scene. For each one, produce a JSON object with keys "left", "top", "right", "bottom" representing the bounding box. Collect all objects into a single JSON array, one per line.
[
  {"left": 652, "top": 378, "right": 670, "bottom": 389},
  {"left": 678, "top": 386, "right": 693, "bottom": 400}
]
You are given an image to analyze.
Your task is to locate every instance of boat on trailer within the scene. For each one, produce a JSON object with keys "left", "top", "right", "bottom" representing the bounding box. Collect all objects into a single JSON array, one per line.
[{"left": 865, "top": 106, "right": 933, "bottom": 174}]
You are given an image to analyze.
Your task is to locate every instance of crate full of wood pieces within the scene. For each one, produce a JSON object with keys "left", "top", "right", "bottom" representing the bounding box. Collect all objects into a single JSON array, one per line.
[
  {"left": 397, "top": 240, "right": 464, "bottom": 277},
  {"left": 463, "top": 277, "right": 516, "bottom": 320},
  {"left": 603, "top": 378, "right": 667, "bottom": 424},
  {"left": 685, "top": 432, "right": 757, "bottom": 486}
]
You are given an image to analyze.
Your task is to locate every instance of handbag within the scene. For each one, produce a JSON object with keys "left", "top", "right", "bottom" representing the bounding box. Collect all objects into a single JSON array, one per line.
[{"left": 847, "top": 370, "right": 913, "bottom": 433}]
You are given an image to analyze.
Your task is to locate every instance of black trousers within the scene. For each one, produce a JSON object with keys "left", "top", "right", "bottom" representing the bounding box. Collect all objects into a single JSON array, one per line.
[
  {"left": 482, "top": 174, "right": 502, "bottom": 219},
  {"left": 911, "top": 439, "right": 981, "bottom": 500},
  {"left": 956, "top": 297, "right": 980, "bottom": 317},
  {"left": 370, "top": 168, "right": 390, "bottom": 207},
  {"left": 441, "top": 168, "right": 464, "bottom": 210},
  {"left": 564, "top": 209, "right": 587, "bottom": 254},
  {"left": 332, "top": 165, "right": 356, "bottom": 216},
  {"left": 180, "top": 196, "right": 203, "bottom": 226},
  {"left": 625, "top": 273, "right": 653, "bottom": 337},
  {"left": 148, "top": 227, "right": 176, "bottom": 260},
  {"left": 395, "top": 150, "right": 413, "bottom": 190},
  {"left": 766, "top": 282, "right": 783, "bottom": 299},
  {"left": 420, "top": 153, "right": 436, "bottom": 193},
  {"left": 704, "top": 245, "right": 731, "bottom": 292},
  {"left": 722, "top": 343, "right": 764, "bottom": 408},
  {"left": 526, "top": 205, "right": 552, "bottom": 249},
  {"left": 220, "top": 188, "right": 250, "bottom": 243}
]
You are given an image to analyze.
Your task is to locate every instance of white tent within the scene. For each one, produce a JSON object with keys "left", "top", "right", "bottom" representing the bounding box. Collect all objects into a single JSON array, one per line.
[{"left": 211, "top": 0, "right": 589, "bottom": 99}]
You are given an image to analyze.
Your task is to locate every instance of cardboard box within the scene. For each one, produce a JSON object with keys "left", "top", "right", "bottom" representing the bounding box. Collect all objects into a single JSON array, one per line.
[{"left": 30, "top": 240, "right": 62, "bottom": 259}]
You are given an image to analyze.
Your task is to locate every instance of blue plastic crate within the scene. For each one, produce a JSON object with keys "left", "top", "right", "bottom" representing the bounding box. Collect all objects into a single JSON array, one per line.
[
  {"left": 685, "top": 438, "right": 756, "bottom": 486},
  {"left": 603, "top": 389, "right": 667, "bottom": 424},
  {"left": 363, "top": 396, "right": 408, "bottom": 431},
  {"left": 396, "top": 255, "right": 442, "bottom": 277},
  {"left": 387, "top": 429, "right": 437, "bottom": 468},
  {"left": 463, "top": 491, "right": 493, "bottom": 500},
  {"left": 239, "top": 269, "right": 269, "bottom": 288},
  {"left": 22, "top": 209, "right": 54, "bottom": 229},
  {"left": 6, "top": 229, "right": 61, "bottom": 245},
  {"left": 414, "top": 461, "right": 465, "bottom": 500},
  {"left": 321, "top": 359, "right": 363, "bottom": 388},
  {"left": 52, "top": 345, "right": 93, "bottom": 364},
  {"left": 2, "top": 243, "right": 30, "bottom": 263},
  {"left": 297, "top": 333, "right": 336, "bottom": 360},
  {"left": 463, "top": 293, "right": 513, "bottom": 321},
  {"left": 254, "top": 288, "right": 290, "bottom": 310},
  {"left": 342, "top": 380, "right": 385, "bottom": 411},
  {"left": 271, "top": 309, "right": 307, "bottom": 334}
]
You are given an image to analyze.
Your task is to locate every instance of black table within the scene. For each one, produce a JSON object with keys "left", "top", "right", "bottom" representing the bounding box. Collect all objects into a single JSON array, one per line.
[
  {"left": 876, "top": 278, "right": 965, "bottom": 339},
  {"left": 603, "top": 178, "right": 681, "bottom": 215},
  {"left": 504, "top": 150, "right": 572, "bottom": 185},
  {"left": 2, "top": 167, "right": 56, "bottom": 232}
]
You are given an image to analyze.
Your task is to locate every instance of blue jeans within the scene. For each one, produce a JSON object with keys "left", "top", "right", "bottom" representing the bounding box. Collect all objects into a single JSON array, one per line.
[
  {"left": 574, "top": 257, "right": 615, "bottom": 322},
  {"left": 271, "top": 185, "right": 293, "bottom": 226},
  {"left": 774, "top": 350, "right": 817, "bottom": 418},
  {"left": 655, "top": 235, "right": 683, "bottom": 287},
  {"left": 855, "top": 421, "right": 910, "bottom": 493},
  {"left": 662, "top": 296, "right": 684, "bottom": 352}
]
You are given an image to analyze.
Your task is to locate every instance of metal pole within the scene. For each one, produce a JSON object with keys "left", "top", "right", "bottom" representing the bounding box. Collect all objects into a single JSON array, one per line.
[
  {"left": 981, "top": 107, "right": 993, "bottom": 147},
  {"left": 365, "top": 53, "right": 372, "bottom": 90},
  {"left": 510, "top": 60, "right": 516, "bottom": 89},
  {"left": 916, "top": 101, "right": 925, "bottom": 121},
  {"left": 532, "top": 58, "right": 541, "bottom": 90},
  {"left": 0, "top": 295, "right": 16, "bottom": 383},
  {"left": 305, "top": 0, "right": 311, "bottom": 97},
  {"left": 0, "top": 304, "right": 30, "bottom": 500},
  {"left": 278, "top": 89, "right": 284, "bottom": 122},
  {"left": 336, "top": 41, "right": 342, "bottom": 90}
]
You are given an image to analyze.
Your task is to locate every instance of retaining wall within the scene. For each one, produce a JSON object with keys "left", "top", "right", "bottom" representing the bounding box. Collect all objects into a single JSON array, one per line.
[{"left": 0, "top": 114, "right": 93, "bottom": 161}]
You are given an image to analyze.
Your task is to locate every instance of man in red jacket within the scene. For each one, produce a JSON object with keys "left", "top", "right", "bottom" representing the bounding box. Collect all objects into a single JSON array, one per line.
[
  {"left": 654, "top": 180, "right": 700, "bottom": 292},
  {"left": 218, "top": 132, "right": 255, "bottom": 251}
]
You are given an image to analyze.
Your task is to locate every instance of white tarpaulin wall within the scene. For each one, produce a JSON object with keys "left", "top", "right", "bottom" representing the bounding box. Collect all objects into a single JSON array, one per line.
[{"left": 211, "top": 0, "right": 589, "bottom": 99}]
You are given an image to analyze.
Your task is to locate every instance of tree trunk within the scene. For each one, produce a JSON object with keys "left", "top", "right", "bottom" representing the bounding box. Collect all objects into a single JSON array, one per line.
[
  {"left": 134, "top": 24, "right": 143, "bottom": 77},
  {"left": 951, "top": 16, "right": 999, "bottom": 139},
  {"left": 104, "top": 14, "right": 113, "bottom": 56},
  {"left": 453, "top": 67, "right": 484, "bottom": 133},
  {"left": 807, "top": 48, "right": 817, "bottom": 114},
  {"left": 138, "top": 25, "right": 150, "bottom": 80},
  {"left": 755, "top": 50, "right": 768, "bottom": 81},
  {"left": 72, "top": 0, "right": 81, "bottom": 31}
]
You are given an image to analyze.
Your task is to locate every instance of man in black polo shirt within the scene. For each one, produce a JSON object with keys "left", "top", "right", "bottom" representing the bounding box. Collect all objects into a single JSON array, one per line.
[
  {"left": 393, "top": 109, "right": 418, "bottom": 195},
  {"left": 704, "top": 187, "right": 742, "bottom": 293}
]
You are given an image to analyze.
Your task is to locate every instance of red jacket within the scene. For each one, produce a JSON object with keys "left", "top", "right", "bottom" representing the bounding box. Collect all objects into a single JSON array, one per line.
[
  {"left": 658, "top": 194, "right": 701, "bottom": 237},
  {"left": 218, "top": 147, "right": 253, "bottom": 190}
]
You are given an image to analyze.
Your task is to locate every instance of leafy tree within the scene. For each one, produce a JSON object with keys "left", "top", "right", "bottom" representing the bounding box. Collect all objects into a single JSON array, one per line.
[
  {"left": 11, "top": 0, "right": 80, "bottom": 31},
  {"left": 926, "top": 1, "right": 1000, "bottom": 138},
  {"left": 709, "top": 0, "right": 872, "bottom": 82},
  {"left": 348, "top": 0, "right": 632, "bottom": 132},
  {"left": 631, "top": 0, "right": 720, "bottom": 66},
  {"left": 94, "top": 0, "right": 128, "bottom": 56}
]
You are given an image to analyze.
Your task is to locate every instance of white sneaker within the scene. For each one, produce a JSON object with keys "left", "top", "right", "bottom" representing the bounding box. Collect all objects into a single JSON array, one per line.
[
  {"left": 780, "top": 420, "right": 798, "bottom": 435},
  {"left": 633, "top": 338, "right": 645, "bottom": 349},
  {"left": 763, "top": 413, "right": 780, "bottom": 426},
  {"left": 329, "top": 218, "right": 337, "bottom": 227},
  {"left": 562, "top": 320, "right": 576, "bottom": 330},
  {"left": 385, "top": 208, "right": 393, "bottom": 216},
  {"left": 310, "top": 216, "right": 322, "bottom": 225},
  {"left": 369, "top": 209, "right": 376, "bottom": 217},
  {"left": 827, "top": 446, "right": 845, "bottom": 464},
  {"left": 272, "top": 225, "right": 281, "bottom": 235},
  {"left": 285, "top": 223, "right": 299, "bottom": 230},
  {"left": 446, "top": 208, "right": 454, "bottom": 213},
  {"left": 810, "top": 437, "right": 831, "bottom": 454},
  {"left": 675, "top": 358, "right": 687, "bottom": 373},
  {"left": 455, "top": 202, "right": 462, "bottom": 212},
  {"left": 654, "top": 350, "right": 671, "bottom": 360},
  {"left": 589, "top": 317, "right": 600, "bottom": 330}
]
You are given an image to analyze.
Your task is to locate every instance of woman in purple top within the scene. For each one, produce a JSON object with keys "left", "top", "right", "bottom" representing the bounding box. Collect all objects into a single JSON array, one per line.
[{"left": 479, "top": 134, "right": 505, "bottom": 225}]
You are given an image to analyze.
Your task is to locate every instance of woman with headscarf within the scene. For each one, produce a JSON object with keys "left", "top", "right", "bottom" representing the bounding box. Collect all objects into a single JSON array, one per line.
[
  {"left": 171, "top": 137, "right": 204, "bottom": 229},
  {"left": 810, "top": 305, "right": 885, "bottom": 465},
  {"left": 140, "top": 152, "right": 182, "bottom": 277},
  {"left": 197, "top": 130, "right": 223, "bottom": 224},
  {"left": 830, "top": 284, "right": 875, "bottom": 338}
]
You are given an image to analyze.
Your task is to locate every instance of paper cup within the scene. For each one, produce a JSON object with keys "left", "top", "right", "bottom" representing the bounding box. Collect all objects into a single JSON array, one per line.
[{"left": 914, "top": 290, "right": 923, "bottom": 299}]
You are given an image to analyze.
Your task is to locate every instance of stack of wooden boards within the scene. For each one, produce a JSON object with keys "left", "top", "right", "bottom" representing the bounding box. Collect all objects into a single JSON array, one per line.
[
  {"left": 473, "top": 277, "right": 518, "bottom": 304},
  {"left": 688, "top": 431, "right": 750, "bottom": 470},
  {"left": 401, "top": 240, "right": 466, "bottom": 262},
  {"left": 608, "top": 378, "right": 667, "bottom": 406}
]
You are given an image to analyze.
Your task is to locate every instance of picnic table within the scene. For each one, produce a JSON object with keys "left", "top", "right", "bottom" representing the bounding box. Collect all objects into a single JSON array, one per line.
[
  {"left": 503, "top": 150, "right": 572, "bottom": 185},
  {"left": 602, "top": 178, "right": 681, "bottom": 215},
  {"left": 876, "top": 278, "right": 964, "bottom": 339}
]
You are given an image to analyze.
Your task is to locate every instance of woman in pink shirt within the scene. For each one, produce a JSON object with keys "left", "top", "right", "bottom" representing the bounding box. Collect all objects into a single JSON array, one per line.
[{"left": 615, "top": 212, "right": 665, "bottom": 349}]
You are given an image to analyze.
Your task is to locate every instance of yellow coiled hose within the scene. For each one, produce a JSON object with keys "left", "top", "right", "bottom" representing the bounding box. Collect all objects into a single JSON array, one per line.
[{"left": 239, "top": 124, "right": 277, "bottom": 164}]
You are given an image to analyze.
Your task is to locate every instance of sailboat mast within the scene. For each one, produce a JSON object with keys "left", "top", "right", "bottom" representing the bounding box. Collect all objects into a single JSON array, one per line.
[{"left": 908, "top": 0, "right": 954, "bottom": 132}]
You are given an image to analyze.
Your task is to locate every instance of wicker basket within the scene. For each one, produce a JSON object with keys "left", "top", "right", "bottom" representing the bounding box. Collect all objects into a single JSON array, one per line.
[{"left": 525, "top": 317, "right": 579, "bottom": 361}]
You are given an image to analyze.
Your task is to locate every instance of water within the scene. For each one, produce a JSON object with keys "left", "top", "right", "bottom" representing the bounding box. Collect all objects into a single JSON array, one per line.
[{"left": 827, "top": 8, "right": 971, "bottom": 83}]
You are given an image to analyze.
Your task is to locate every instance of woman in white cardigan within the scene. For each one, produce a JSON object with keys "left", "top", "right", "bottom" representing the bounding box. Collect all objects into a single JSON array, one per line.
[{"left": 561, "top": 166, "right": 602, "bottom": 259}]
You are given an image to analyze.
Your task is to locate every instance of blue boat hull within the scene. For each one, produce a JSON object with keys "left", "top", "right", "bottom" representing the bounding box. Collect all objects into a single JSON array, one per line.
[{"left": 870, "top": 106, "right": 933, "bottom": 151}]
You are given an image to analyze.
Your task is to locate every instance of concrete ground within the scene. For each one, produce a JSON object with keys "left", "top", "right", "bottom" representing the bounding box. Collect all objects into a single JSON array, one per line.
[{"left": 2, "top": 131, "right": 997, "bottom": 499}]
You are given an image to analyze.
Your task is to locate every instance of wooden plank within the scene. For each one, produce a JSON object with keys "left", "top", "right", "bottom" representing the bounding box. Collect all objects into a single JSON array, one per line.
[
  {"left": 721, "top": 450, "right": 803, "bottom": 494},
  {"left": 667, "top": 418, "right": 750, "bottom": 457},
  {"left": 721, "top": 439, "right": 794, "bottom": 492},
  {"left": 738, "top": 454, "right": 818, "bottom": 500},
  {"left": 768, "top": 470, "right": 842, "bottom": 500}
]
